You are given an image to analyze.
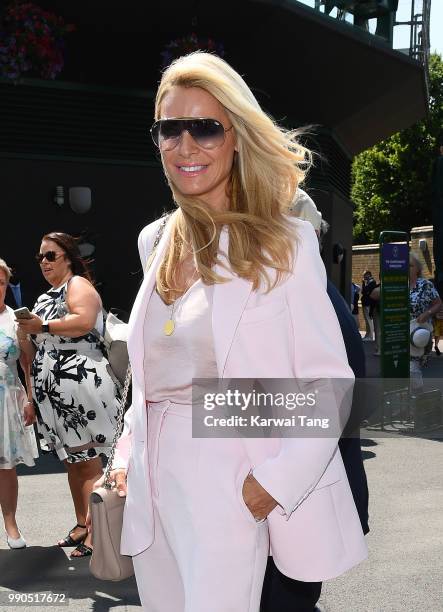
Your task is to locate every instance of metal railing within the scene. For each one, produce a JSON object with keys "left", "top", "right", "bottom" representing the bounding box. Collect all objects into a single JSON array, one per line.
[
  {"left": 303, "top": 1, "right": 431, "bottom": 69},
  {"left": 398, "top": 0, "right": 431, "bottom": 68}
]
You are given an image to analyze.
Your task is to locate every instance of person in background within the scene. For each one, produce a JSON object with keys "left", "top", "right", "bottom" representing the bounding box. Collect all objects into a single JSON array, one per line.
[
  {"left": 361, "top": 270, "right": 374, "bottom": 341},
  {"left": 0, "top": 257, "right": 38, "bottom": 549},
  {"left": 351, "top": 281, "right": 361, "bottom": 329},
  {"left": 409, "top": 252, "right": 442, "bottom": 371},
  {"left": 5, "top": 281, "right": 21, "bottom": 310},
  {"left": 433, "top": 299, "right": 443, "bottom": 356},
  {"left": 431, "top": 132, "right": 443, "bottom": 300},
  {"left": 17, "top": 233, "right": 120, "bottom": 558},
  {"left": 261, "top": 191, "right": 369, "bottom": 612},
  {"left": 363, "top": 272, "right": 381, "bottom": 356}
]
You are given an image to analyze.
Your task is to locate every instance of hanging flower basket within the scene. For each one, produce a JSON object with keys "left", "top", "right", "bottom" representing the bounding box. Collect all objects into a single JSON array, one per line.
[
  {"left": 160, "top": 32, "right": 225, "bottom": 69},
  {"left": 0, "top": 1, "right": 75, "bottom": 81}
]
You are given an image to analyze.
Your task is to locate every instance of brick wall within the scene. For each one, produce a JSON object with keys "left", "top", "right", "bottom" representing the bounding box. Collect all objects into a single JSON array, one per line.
[
  {"left": 351, "top": 225, "right": 435, "bottom": 331},
  {"left": 410, "top": 226, "right": 435, "bottom": 278},
  {"left": 352, "top": 244, "right": 380, "bottom": 286}
]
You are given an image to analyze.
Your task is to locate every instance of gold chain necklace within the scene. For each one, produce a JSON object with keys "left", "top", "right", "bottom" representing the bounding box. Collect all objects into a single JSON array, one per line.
[{"left": 163, "top": 268, "right": 198, "bottom": 336}]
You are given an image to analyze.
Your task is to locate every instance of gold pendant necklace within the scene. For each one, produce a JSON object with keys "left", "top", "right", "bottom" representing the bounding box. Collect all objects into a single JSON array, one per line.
[
  {"left": 163, "top": 294, "right": 180, "bottom": 336},
  {"left": 163, "top": 268, "right": 198, "bottom": 336},
  {"left": 163, "top": 318, "right": 175, "bottom": 336}
]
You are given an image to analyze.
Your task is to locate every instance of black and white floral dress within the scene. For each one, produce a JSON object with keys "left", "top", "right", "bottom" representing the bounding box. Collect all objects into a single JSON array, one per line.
[{"left": 31, "top": 281, "right": 119, "bottom": 463}]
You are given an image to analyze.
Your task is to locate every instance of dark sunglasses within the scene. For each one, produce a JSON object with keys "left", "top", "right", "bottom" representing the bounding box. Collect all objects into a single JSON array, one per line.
[
  {"left": 150, "top": 117, "right": 233, "bottom": 151},
  {"left": 35, "top": 251, "right": 64, "bottom": 263}
]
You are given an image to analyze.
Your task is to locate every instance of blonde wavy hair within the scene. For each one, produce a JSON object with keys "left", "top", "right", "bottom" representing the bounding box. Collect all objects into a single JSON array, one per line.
[
  {"left": 155, "top": 52, "right": 312, "bottom": 302},
  {"left": 0, "top": 258, "right": 12, "bottom": 282}
]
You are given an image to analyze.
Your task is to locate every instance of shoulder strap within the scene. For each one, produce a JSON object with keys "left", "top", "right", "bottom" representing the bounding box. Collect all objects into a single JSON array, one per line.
[
  {"left": 102, "top": 213, "right": 172, "bottom": 482},
  {"left": 145, "top": 213, "right": 171, "bottom": 273}
]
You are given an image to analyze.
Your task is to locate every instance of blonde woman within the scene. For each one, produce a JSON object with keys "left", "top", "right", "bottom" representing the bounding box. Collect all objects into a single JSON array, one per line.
[
  {"left": 102, "top": 52, "right": 367, "bottom": 611},
  {"left": 0, "top": 258, "right": 37, "bottom": 549}
]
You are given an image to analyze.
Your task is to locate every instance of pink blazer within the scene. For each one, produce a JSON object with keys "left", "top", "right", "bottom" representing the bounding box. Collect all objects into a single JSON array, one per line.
[{"left": 114, "top": 214, "right": 368, "bottom": 582}]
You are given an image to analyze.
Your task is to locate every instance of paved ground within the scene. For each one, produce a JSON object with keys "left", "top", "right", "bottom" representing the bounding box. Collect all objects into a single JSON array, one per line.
[
  {"left": 0, "top": 453, "right": 140, "bottom": 612},
  {"left": 1, "top": 342, "right": 442, "bottom": 611},
  {"left": 318, "top": 435, "right": 443, "bottom": 612}
]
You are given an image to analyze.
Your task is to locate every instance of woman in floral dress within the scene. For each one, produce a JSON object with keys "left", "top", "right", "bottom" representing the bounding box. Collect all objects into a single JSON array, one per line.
[
  {"left": 18, "top": 233, "right": 119, "bottom": 558},
  {"left": 0, "top": 258, "right": 38, "bottom": 549},
  {"left": 409, "top": 252, "right": 442, "bottom": 382}
]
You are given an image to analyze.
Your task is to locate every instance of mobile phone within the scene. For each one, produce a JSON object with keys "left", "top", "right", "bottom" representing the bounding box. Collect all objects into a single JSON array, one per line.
[{"left": 14, "top": 307, "right": 33, "bottom": 319}]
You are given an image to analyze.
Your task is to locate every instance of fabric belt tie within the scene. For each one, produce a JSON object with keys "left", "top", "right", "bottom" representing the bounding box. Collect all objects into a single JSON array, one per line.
[{"left": 41, "top": 341, "right": 100, "bottom": 352}]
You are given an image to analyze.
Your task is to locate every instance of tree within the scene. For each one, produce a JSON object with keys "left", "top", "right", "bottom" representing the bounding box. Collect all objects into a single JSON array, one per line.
[{"left": 352, "top": 53, "right": 443, "bottom": 244}]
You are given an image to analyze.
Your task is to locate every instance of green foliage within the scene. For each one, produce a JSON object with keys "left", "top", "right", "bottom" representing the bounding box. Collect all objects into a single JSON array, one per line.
[{"left": 352, "top": 53, "right": 443, "bottom": 244}]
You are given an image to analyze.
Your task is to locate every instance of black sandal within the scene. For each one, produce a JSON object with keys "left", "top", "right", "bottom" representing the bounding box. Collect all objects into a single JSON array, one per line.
[
  {"left": 70, "top": 543, "right": 93, "bottom": 558},
  {"left": 57, "top": 524, "right": 87, "bottom": 548}
]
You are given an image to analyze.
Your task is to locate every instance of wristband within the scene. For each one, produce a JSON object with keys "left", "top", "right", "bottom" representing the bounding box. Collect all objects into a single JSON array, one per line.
[{"left": 41, "top": 321, "right": 50, "bottom": 334}]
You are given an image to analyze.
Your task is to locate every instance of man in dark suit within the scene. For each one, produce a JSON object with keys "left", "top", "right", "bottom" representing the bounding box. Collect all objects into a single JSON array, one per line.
[
  {"left": 4, "top": 266, "right": 33, "bottom": 311},
  {"left": 5, "top": 282, "right": 20, "bottom": 309},
  {"left": 260, "top": 192, "right": 369, "bottom": 612}
]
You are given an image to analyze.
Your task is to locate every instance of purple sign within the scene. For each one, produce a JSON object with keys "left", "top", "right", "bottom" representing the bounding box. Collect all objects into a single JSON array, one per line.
[{"left": 381, "top": 243, "right": 408, "bottom": 272}]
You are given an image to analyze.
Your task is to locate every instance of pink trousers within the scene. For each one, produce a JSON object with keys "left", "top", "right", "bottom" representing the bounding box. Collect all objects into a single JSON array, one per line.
[{"left": 132, "top": 401, "right": 269, "bottom": 612}]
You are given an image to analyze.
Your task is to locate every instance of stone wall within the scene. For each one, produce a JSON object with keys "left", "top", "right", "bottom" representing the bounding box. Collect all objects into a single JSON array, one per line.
[{"left": 351, "top": 225, "right": 435, "bottom": 331}]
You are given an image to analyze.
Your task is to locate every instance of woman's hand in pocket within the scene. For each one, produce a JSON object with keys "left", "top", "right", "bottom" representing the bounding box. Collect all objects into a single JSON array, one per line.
[{"left": 242, "top": 473, "right": 277, "bottom": 521}]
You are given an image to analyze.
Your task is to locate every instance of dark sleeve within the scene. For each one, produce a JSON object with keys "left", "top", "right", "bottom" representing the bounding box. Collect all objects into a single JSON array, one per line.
[
  {"left": 327, "top": 280, "right": 365, "bottom": 378},
  {"left": 352, "top": 290, "right": 359, "bottom": 313},
  {"left": 4, "top": 285, "right": 18, "bottom": 309},
  {"left": 328, "top": 281, "right": 370, "bottom": 534},
  {"left": 367, "top": 279, "right": 377, "bottom": 294}
]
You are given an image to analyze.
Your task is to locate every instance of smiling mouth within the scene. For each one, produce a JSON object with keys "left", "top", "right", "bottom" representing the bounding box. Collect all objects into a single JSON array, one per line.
[{"left": 177, "top": 165, "right": 208, "bottom": 174}]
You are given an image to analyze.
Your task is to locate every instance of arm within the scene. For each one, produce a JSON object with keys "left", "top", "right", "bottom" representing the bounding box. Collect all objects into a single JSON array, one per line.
[
  {"left": 252, "top": 221, "right": 354, "bottom": 518},
  {"left": 416, "top": 295, "right": 442, "bottom": 324},
  {"left": 17, "top": 276, "right": 101, "bottom": 337},
  {"left": 16, "top": 328, "right": 35, "bottom": 362},
  {"left": 98, "top": 224, "right": 154, "bottom": 497},
  {"left": 112, "top": 403, "right": 134, "bottom": 470},
  {"left": 18, "top": 349, "right": 36, "bottom": 426},
  {"left": 90, "top": 403, "right": 135, "bottom": 503},
  {"left": 105, "top": 218, "right": 170, "bottom": 486},
  {"left": 107, "top": 223, "right": 155, "bottom": 474}
]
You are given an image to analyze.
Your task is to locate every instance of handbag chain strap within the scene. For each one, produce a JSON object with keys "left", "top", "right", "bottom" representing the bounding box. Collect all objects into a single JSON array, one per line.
[{"left": 103, "top": 212, "right": 171, "bottom": 490}]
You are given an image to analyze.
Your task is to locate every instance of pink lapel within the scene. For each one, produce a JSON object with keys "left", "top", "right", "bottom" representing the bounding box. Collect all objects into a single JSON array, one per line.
[
  {"left": 213, "top": 227, "right": 252, "bottom": 377},
  {"left": 127, "top": 217, "right": 174, "bottom": 393},
  {"left": 128, "top": 222, "right": 253, "bottom": 390}
]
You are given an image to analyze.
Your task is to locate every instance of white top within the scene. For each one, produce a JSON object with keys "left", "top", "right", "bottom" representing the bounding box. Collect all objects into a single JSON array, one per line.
[{"left": 143, "top": 280, "right": 218, "bottom": 404}]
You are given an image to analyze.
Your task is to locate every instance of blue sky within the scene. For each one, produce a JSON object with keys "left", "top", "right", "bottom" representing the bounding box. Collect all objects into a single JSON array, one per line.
[
  {"left": 296, "top": 1, "right": 442, "bottom": 58},
  {"left": 394, "top": 0, "right": 442, "bottom": 57},
  {"left": 429, "top": 0, "right": 441, "bottom": 56},
  {"left": 429, "top": 2, "right": 442, "bottom": 57}
]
